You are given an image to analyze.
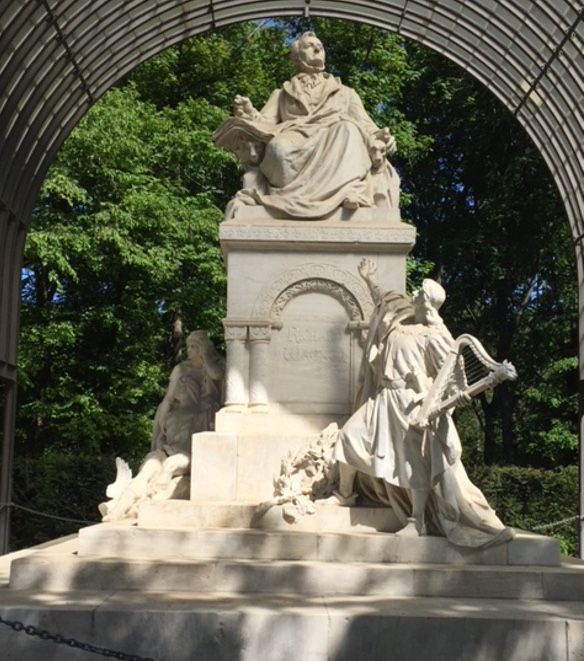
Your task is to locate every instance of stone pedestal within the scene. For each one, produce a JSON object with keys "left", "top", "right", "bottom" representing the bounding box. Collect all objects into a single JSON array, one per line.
[
  {"left": 217, "top": 210, "right": 415, "bottom": 435},
  {"left": 197, "top": 210, "right": 415, "bottom": 506},
  {"left": 190, "top": 431, "right": 314, "bottom": 502}
]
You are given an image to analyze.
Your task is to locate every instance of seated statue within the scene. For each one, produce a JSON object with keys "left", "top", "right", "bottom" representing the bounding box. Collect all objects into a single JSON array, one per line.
[
  {"left": 214, "top": 31, "right": 400, "bottom": 220},
  {"left": 99, "top": 330, "right": 224, "bottom": 521},
  {"left": 332, "top": 260, "right": 515, "bottom": 549}
]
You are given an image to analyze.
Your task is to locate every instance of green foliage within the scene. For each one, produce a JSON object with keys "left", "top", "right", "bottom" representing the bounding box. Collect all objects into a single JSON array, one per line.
[
  {"left": 397, "top": 45, "right": 577, "bottom": 466},
  {"left": 11, "top": 450, "right": 122, "bottom": 551},
  {"left": 129, "top": 23, "right": 294, "bottom": 111},
  {"left": 467, "top": 464, "right": 579, "bottom": 556},
  {"left": 12, "top": 19, "right": 579, "bottom": 551},
  {"left": 521, "top": 357, "right": 578, "bottom": 465},
  {"left": 20, "top": 86, "right": 229, "bottom": 460},
  {"left": 406, "top": 257, "right": 435, "bottom": 295}
]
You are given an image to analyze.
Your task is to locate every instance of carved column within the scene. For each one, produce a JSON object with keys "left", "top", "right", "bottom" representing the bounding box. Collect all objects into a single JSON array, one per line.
[
  {"left": 248, "top": 324, "right": 271, "bottom": 408},
  {"left": 223, "top": 323, "right": 248, "bottom": 408}
]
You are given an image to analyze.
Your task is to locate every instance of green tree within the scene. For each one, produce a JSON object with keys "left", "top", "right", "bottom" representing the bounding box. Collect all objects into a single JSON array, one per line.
[
  {"left": 398, "top": 45, "right": 577, "bottom": 466},
  {"left": 12, "top": 20, "right": 577, "bottom": 551},
  {"left": 19, "top": 87, "right": 229, "bottom": 460}
]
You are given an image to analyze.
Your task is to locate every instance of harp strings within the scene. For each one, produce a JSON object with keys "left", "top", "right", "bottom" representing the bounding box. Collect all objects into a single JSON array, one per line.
[
  {"left": 443, "top": 344, "right": 490, "bottom": 397},
  {"left": 461, "top": 345, "right": 490, "bottom": 386}
]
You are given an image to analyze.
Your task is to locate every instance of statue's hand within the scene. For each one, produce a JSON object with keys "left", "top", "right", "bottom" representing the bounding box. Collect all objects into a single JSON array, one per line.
[
  {"left": 409, "top": 413, "right": 429, "bottom": 430},
  {"left": 233, "top": 95, "right": 257, "bottom": 118},
  {"left": 358, "top": 257, "right": 377, "bottom": 282},
  {"left": 453, "top": 391, "right": 472, "bottom": 408}
]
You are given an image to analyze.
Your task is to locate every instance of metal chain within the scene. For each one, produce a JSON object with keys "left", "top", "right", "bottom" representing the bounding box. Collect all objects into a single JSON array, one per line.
[
  {"left": 0, "top": 614, "right": 160, "bottom": 661},
  {"left": 532, "top": 514, "right": 583, "bottom": 532},
  {"left": 0, "top": 501, "right": 96, "bottom": 525}
]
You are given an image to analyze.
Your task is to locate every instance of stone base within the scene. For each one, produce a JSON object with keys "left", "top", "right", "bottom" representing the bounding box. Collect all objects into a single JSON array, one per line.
[
  {"left": 219, "top": 213, "right": 415, "bottom": 418},
  {"left": 2, "top": 527, "right": 583, "bottom": 661},
  {"left": 3, "top": 583, "right": 584, "bottom": 661},
  {"left": 8, "top": 528, "right": 569, "bottom": 595},
  {"left": 137, "top": 500, "right": 401, "bottom": 534},
  {"left": 191, "top": 431, "right": 321, "bottom": 502},
  {"left": 75, "top": 517, "right": 561, "bottom": 568}
]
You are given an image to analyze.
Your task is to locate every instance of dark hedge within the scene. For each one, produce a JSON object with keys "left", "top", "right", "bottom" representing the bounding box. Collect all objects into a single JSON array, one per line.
[{"left": 7, "top": 454, "right": 580, "bottom": 556}]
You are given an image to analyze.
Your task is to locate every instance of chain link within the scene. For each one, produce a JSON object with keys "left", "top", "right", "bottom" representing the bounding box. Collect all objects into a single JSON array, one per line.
[
  {"left": 532, "top": 514, "right": 583, "bottom": 532},
  {"left": 0, "top": 615, "right": 160, "bottom": 661},
  {"left": 0, "top": 501, "right": 96, "bottom": 525}
]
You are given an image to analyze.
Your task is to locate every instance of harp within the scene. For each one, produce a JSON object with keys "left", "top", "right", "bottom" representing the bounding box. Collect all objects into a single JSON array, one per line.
[{"left": 415, "top": 333, "right": 517, "bottom": 427}]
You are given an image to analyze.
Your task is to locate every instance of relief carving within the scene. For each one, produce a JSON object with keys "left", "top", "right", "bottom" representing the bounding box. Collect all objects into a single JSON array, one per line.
[
  {"left": 272, "top": 278, "right": 362, "bottom": 322},
  {"left": 252, "top": 263, "right": 373, "bottom": 323}
]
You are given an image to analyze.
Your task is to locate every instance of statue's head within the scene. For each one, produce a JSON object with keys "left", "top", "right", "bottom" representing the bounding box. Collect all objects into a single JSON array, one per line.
[
  {"left": 369, "top": 139, "right": 388, "bottom": 169},
  {"left": 290, "top": 32, "right": 326, "bottom": 74},
  {"left": 186, "top": 330, "right": 213, "bottom": 360},
  {"left": 234, "top": 138, "right": 264, "bottom": 166},
  {"left": 412, "top": 279, "right": 446, "bottom": 324}
]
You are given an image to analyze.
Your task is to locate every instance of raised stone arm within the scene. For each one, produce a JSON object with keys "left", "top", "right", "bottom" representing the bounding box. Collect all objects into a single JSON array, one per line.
[{"left": 358, "top": 258, "right": 384, "bottom": 305}]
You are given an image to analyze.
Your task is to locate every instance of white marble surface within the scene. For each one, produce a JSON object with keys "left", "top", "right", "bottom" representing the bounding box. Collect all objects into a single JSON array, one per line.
[
  {"left": 214, "top": 32, "right": 401, "bottom": 221},
  {"left": 219, "top": 214, "right": 414, "bottom": 423},
  {"left": 190, "top": 432, "right": 316, "bottom": 502}
]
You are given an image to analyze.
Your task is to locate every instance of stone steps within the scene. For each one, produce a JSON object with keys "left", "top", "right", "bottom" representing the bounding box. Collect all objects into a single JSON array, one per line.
[
  {"left": 1, "top": 588, "right": 584, "bottom": 661},
  {"left": 9, "top": 541, "right": 584, "bottom": 601},
  {"left": 78, "top": 520, "right": 561, "bottom": 566},
  {"left": 3, "top": 531, "right": 584, "bottom": 661}
]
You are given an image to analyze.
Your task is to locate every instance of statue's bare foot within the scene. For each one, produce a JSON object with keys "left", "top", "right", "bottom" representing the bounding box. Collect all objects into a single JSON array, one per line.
[{"left": 342, "top": 197, "right": 360, "bottom": 210}]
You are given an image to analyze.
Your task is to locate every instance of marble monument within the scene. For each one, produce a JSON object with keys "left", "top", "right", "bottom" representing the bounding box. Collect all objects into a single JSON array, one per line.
[
  {"left": 214, "top": 31, "right": 400, "bottom": 221},
  {"left": 213, "top": 31, "right": 415, "bottom": 443},
  {"left": 99, "top": 330, "right": 224, "bottom": 521}
]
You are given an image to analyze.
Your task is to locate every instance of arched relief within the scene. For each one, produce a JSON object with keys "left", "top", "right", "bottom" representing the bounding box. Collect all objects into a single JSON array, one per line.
[
  {"left": 252, "top": 263, "right": 373, "bottom": 323},
  {"left": 272, "top": 278, "right": 362, "bottom": 323}
]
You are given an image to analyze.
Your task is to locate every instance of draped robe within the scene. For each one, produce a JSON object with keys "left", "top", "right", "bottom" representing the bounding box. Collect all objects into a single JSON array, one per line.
[
  {"left": 334, "top": 293, "right": 515, "bottom": 549},
  {"left": 214, "top": 72, "right": 399, "bottom": 219}
]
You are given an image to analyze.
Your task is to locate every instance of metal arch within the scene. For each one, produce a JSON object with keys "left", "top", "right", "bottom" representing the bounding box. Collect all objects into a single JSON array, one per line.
[
  {"left": 0, "top": 0, "right": 583, "bottom": 554},
  {"left": 1, "top": 1, "right": 582, "bottom": 221}
]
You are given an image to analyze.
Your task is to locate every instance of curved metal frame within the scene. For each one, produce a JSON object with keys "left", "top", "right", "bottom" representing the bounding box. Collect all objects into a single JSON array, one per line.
[{"left": 0, "top": 1, "right": 582, "bottom": 553}]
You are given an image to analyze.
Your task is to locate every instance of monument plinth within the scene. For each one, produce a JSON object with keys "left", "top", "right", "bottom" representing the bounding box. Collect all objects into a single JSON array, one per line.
[
  {"left": 189, "top": 211, "right": 415, "bottom": 502},
  {"left": 217, "top": 213, "right": 415, "bottom": 434}
]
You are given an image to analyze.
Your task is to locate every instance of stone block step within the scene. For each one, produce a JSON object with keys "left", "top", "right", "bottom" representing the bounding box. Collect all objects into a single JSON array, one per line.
[
  {"left": 9, "top": 551, "right": 584, "bottom": 601},
  {"left": 1, "top": 589, "right": 584, "bottom": 661},
  {"left": 137, "top": 499, "right": 402, "bottom": 533},
  {"left": 78, "top": 521, "right": 561, "bottom": 566}
]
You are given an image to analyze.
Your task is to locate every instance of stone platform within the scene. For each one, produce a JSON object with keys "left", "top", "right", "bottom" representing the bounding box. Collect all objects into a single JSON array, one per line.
[
  {"left": 2, "top": 522, "right": 584, "bottom": 661},
  {"left": 138, "top": 499, "right": 402, "bottom": 533}
]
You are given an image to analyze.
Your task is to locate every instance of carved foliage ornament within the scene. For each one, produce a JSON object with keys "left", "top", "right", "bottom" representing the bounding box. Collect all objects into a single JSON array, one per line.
[
  {"left": 272, "top": 278, "right": 362, "bottom": 322},
  {"left": 253, "top": 263, "right": 373, "bottom": 322}
]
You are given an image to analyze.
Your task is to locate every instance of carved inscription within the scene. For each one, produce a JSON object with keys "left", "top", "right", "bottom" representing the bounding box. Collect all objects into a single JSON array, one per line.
[
  {"left": 281, "top": 325, "right": 346, "bottom": 368},
  {"left": 269, "top": 292, "right": 351, "bottom": 408}
]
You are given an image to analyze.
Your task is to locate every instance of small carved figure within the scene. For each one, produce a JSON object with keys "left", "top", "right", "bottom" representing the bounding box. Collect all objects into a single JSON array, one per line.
[
  {"left": 214, "top": 32, "right": 400, "bottom": 219},
  {"left": 224, "top": 138, "right": 267, "bottom": 220},
  {"left": 332, "top": 259, "right": 516, "bottom": 548},
  {"left": 368, "top": 139, "right": 401, "bottom": 209},
  {"left": 99, "top": 331, "right": 224, "bottom": 521}
]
